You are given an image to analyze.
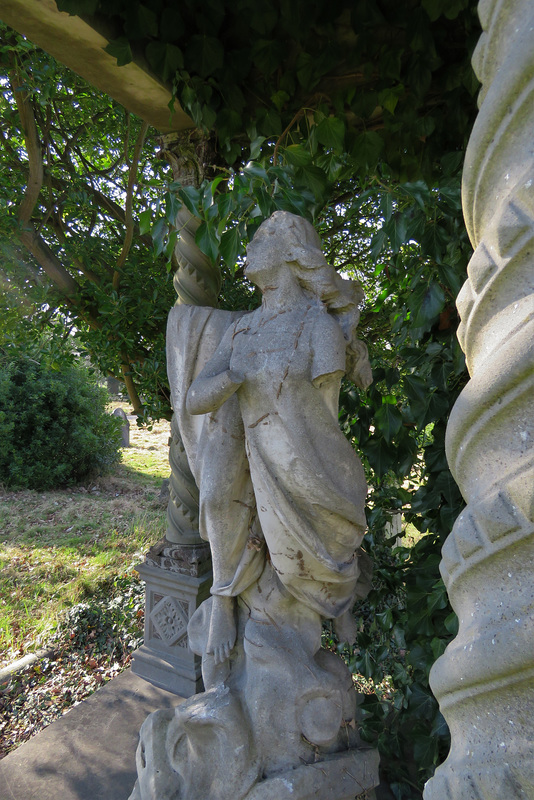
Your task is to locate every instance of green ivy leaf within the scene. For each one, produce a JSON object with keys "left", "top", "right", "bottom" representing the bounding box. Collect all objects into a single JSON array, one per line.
[
  {"left": 444, "top": 612, "right": 459, "bottom": 636},
  {"left": 215, "top": 191, "right": 234, "bottom": 221},
  {"left": 412, "top": 731, "right": 439, "bottom": 768},
  {"left": 145, "top": 42, "right": 184, "bottom": 83},
  {"left": 219, "top": 226, "right": 242, "bottom": 271},
  {"left": 296, "top": 51, "right": 316, "bottom": 90},
  {"left": 251, "top": 38, "right": 283, "bottom": 76},
  {"left": 375, "top": 404, "right": 403, "bottom": 443},
  {"left": 297, "top": 164, "right": 329, "bottom": 201},
  {"left": 411, "top": 282, "right": 445, "bottom": 327},
  {"left": 195, "top": 221, "right": 219, "bottom": 263},
  {"left": 385, "top": 213, "right": 407, "bottom": 253},
  {"left": 104, "top": 38, "right": 133, "bottom": 67},
  {"left": 315, "top": 117, "right": 345, "bottom": 151},
  {"left": 152, "top": 218, "right": 167, "bottom": 257},
  {"left": 271, "top": 90, "right": 290, "bottom": 112},
  {"left": 378, "top": 85, "right": 404, "bottom": 115},
  {"left": 186, "top": 35, "right": 224, "bottom": 78},
  {"left": 137, "top": 5, "right": 159, "bottom": 38},
  {"left": 365, "top": 437, "right": 396, "bottom": 477},
  {"left": 370, "top": 228, "right": 387, "bottom": 261},
  {"left": 380, "top": 193, "right": 394, "bottom": 222},
  {"left": 352, "top": 131, "right": 383, "bottom": 169},
  {"left": 243, "top": 162, "right": 269, "bottom": 183},
  {"left": 139, "top": 208, "right": 152, "bottom": 235},
  {"left": 422, "top": 0, "right": 445, "bottom": 21},
  {"left": 434, "top": 470, "right": 460, "bottom": 505},
  {"left": 177, "top": 186, "right": 201, "bottom": 216},
  {"left": 283, "top": 145, "right": 312, "bottom": 167},
  {"left": 249, "top": 136, "right": 266, "bottom": 160},
  {"left": 401, "top": 181, "right": 431, "bottom": 209}
]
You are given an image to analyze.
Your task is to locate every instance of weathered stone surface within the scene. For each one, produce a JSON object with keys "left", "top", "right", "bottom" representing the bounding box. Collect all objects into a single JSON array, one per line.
[
  {"left": 135, "top": 134, "right": 224, "bottom": 692},
  {"left": 0, "top": 670, "right": 178, "bottom": 800},
  {"left": 131, "top": 541, "right": 212, "bottom": 696},
  {"left": 130, "top": 211, "right": 379, "bottom": 799},
  {"left": 112, "top": 407, "right": 130, "bottom": 447},
  {"left": 424, "top": 1, "right": 534, "bottom": 797}
]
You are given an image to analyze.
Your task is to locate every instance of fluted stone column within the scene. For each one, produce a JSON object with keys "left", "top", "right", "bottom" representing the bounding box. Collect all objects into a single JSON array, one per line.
[
  {"left": 132, "top": 131, "right": 220, "bottom": 696},
  {"left": 424, "top": 1, "right": 534, "bottom": 797}
]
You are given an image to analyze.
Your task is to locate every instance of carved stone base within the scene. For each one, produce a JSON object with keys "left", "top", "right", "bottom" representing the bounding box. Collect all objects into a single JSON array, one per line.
[
  {"left": 129, "top": 564, "right": 380, "bottom": 800},
  {"left": 129, "top": 697, "right": 378, "bottom": 800},
  {"left": 131, "top": 539, "right": 212, "bottom": 696}
]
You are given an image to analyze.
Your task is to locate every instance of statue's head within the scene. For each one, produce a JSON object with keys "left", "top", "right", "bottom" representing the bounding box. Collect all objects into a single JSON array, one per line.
[
  {"left": 245, "top": 211, "right": 365, "bottom": 316},
  {"left": 245, "top": 211, "right": 333, "bottom": 295}
]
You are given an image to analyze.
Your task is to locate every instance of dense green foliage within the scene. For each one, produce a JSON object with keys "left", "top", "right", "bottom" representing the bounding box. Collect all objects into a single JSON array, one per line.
[
  {"left": 0, "top": 355, "right": 122, "bottom": 489},
  {"left": 57, "top": 0, "right": 480, "bottom": 178},
  {"left": 0, "top": 26, "right": 175, "bottom": 418}
]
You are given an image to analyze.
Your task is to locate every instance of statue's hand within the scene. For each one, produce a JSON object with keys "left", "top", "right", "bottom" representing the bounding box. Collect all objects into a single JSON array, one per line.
[{"left": 227, "top": 369, "right": 245, "bottom": 385}]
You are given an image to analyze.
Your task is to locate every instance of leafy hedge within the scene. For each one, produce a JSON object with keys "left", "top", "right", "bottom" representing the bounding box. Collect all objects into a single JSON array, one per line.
[{"left": 0, "top": 356, "right": 122, "bottom": 490}]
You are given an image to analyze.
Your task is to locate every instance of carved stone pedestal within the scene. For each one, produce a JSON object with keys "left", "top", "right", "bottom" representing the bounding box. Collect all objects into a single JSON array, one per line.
[{"left": 132, "top": 540, "right": 212, "bottom": 697}]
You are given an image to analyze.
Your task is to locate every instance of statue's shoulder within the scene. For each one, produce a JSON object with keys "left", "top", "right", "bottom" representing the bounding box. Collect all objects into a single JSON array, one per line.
[{"left": 308, "top": 302, "right": 344, "bottom": 337}]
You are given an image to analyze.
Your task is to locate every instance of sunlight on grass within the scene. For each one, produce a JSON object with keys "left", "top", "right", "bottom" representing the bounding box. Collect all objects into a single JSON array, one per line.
[{"left": 0, "top": 407, "right": 169, "bottom": 665}]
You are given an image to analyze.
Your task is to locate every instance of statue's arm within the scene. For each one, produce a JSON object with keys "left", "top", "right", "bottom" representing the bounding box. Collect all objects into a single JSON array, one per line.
[
  {"left": 186, "top": 326, "right": 244, "bottom": 416},
  {"left": 311, "top": 312, "right": 347, "bottom": 389}
]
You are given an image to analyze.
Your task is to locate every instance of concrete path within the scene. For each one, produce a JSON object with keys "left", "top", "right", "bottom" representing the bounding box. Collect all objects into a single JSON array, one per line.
[{"left": 0, "top": 669, "right": 180, "bottom": 800}]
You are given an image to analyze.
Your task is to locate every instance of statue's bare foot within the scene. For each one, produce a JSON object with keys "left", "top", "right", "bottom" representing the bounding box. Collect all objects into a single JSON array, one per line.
[
  {"left": 334, "top": 610, "right": 358, "bottom": 645},
  {"left": 206, "top": 595, "right": 237, "bottom": 665}
]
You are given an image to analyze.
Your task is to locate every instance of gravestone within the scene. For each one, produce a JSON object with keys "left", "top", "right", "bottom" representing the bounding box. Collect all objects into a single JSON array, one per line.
[
  {"left": 112, "top": 407, "right": 130, "bottom": 447},
  {"left": 107, "top": 376, "right": 121, "bottom": 395}
]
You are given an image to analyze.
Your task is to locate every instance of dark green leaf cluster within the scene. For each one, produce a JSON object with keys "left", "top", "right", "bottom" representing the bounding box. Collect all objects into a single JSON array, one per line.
[
  {"left": 324, "top": 164, "right": 469, "bottom": 796},
  {"left": 56, "top": 0, "right": 480, "bottom": 178},
  {"left": 0, "top": 355, "right": 123, "bottom": 490},
  {"left": 54, "top": 575, "right": 145, "bottom": 659}
]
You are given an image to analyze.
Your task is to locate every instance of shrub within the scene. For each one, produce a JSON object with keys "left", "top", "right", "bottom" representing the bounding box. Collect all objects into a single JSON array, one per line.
[
  {"left": 0, "top": 355, "right": 122, "bottom": 489},
  {"left": 57, "top": 575, "right": 145, "bottom": 660}
]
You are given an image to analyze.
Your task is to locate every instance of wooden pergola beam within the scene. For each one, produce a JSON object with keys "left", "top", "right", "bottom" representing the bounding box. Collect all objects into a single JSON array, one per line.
[{"left": 0, "top": 0, "right": 193, "bottom": 132}]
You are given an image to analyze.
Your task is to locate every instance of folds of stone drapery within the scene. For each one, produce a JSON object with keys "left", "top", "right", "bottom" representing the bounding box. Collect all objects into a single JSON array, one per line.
[{"left": 424, "top": 1, "right": 534, "bottom": 797}]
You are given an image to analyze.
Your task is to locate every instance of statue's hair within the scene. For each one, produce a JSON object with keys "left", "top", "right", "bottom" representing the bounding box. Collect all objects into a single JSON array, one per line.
[
  {"left": 256, "top": 211, "right": 365, "bottom": 318},
  {"left": 259, "top": 212, "right": 372, "bottom": 388}
]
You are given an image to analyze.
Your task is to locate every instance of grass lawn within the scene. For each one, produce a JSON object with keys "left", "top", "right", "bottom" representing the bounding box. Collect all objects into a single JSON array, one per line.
[
  {"left": 0, "top": 409, "right": 170, "bottom": 665},
  {"left": 0, "top": 407, "right": 171, "bottom": 756}
]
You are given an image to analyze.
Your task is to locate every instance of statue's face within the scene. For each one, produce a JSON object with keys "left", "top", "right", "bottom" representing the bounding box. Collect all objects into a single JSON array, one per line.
[{"left": 244, "top": 219, "right": 282, "bottom": 285}]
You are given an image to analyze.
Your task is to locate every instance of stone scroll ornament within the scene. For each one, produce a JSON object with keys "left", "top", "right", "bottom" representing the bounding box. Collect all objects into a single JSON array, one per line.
[
  {"left": 424, "top": 1, "right": 534, "bottom": 798},
  {"left": 129, "top": 211, "right": 380, "bottom": 800}
]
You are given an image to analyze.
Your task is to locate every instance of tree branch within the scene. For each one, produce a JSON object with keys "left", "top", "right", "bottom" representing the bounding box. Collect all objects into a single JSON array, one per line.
[
  {"left": 121, "top": 356, "right": 144, "bottom": 416},
  {"left": 114, "top": 120, "right": 149, "bottom": 290},
  {"left": 19, "top": 224, "right": 82, "bottom": 300},
  {"left": 9, "top": 68, "right": 43, "bottom": 226}
]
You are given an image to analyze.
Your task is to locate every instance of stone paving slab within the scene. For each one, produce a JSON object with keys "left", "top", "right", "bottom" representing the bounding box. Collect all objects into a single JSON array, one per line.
[{"left": 0, "top": 669, "right": 181, "bottom": 800}]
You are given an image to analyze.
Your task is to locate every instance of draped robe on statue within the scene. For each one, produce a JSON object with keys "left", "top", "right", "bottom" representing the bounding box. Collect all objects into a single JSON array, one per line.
[{"left": 167, "top": 301, "right": 368, "bottom": 619}]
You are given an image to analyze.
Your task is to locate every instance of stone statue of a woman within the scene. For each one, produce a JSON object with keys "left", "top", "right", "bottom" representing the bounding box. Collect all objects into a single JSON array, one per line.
[{"left": 130, "top": 211, "right": 379, "bottom": 800}]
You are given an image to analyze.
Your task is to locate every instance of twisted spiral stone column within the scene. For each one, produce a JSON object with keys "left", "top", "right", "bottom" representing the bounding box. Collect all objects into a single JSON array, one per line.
[
  {"left": 166, "top": 204, "right": 221, "bottom": 545},
  {"left": 424, "top": 2, "right": 534, "bottom": 797},
  {"left": 132, "top": 131, "right": 220, "bottom": 693},
  {"left": 160, "top": 130, "right": 221, "bottom": 545}
]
